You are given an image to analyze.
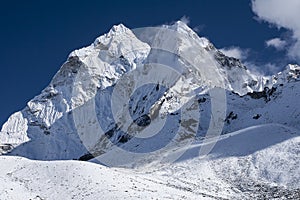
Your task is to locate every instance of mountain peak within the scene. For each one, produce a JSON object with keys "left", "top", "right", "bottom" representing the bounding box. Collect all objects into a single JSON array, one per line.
[
  {"left": 273, "top": 64, "right": 300, "bottom": 84},
  {"left": 110, "top": 24, "right": 129, "bottom": 33},
  {"left": 286, "top": 63, "right": 300, "bottom": 71},
  {"left": 172, "top": 20, "right": 191, "bottom": 30},
  {"left": 93, "top": 23, "right": 133, "bottom": 47},
  {"left": 163, "top": 20, "right": 195, "bottom": 35}
]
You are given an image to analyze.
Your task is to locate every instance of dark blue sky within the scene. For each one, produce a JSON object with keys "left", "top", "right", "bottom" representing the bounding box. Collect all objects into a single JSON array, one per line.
[{"left": 0, "top": 0, "right": 292, "bottom": 126}]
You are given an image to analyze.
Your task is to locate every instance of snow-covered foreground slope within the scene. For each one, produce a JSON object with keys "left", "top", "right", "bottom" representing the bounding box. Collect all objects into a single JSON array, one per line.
[{"left": 0, "top": 124, "right": 299, "bottom": 200}]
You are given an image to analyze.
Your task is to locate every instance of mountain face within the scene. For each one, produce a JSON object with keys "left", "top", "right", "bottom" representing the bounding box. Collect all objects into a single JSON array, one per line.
[
  {"left": 0, "top": 21, "right": 299, "bottom": 159},
  {"left": 0, "top": 21, "right": 299, "bottom": 199}
]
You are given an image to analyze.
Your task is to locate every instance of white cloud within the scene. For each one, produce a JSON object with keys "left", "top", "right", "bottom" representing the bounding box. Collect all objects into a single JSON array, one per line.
[
  {"left": 252, "top": 0, "right": 300, "bottom": 61},
  {"left": 192, "top": 25, "right": 205, "bottom": 33},
  {"left": 220, "top": 47, "right": 281, "bottom": 75},
  {"left": 244, "top": 61, "right": 279, "bottom": 75},
  {"left": 180, "top": 16, "right": 190, "bottom": 25},
  {"left": 220, "top": 47, "right": 248, "bottom": 60},
  {"left": 265, "top": 38, "right": 287, "bottom": 50},
  {"left": 263, "top": 63, "right": 279, "bottom": 74}
]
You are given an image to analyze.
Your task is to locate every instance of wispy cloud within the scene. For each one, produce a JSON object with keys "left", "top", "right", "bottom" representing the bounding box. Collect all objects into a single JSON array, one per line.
[
  {"left": 220, "top": 46, "right": 282, "bottom": 75},
  {"left": 179, "top": 16, "right": 205, "bottom": 34},
  {"left": 180, "top": 16, "right": 190, "bottom": 25},
  {"left": 192, "top": 24, "right": 205, "bottom": 33},
  {"left": 220, "top": 47, "right": 249, "bottom": 60},
  {"left": 252, "top": 0, "right": 300, "bottom": 61},
  {"left": 265, "top": 38, "right": 287, "bottom": 50},
  {"left": 244, "top": 61, "right": 279, "bottom": 75}
]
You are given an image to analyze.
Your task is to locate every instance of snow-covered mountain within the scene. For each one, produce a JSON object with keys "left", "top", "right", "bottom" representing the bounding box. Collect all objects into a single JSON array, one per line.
[{"left": 0, "top": 21, "right": 299, "bottom": 199}]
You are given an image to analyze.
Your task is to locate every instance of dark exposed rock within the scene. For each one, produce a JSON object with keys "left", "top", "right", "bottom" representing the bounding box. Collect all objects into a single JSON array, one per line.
[
  {"left": 198, "top": 97, "right": 207, "bottom": 103},
  {"left": 134, "top": 114, "right": 151, "bottom": 127},
  {"left": 214, "top": 50, "right": 247, "bottom": 70},
  {"left": 78, "top": 153, "right": 95, "bottom": 161},
  {"left": 118, "top": 134, "right": 130, "bottom": 143},
  {"left": 225, "top": 111, "right": 238, "bottom": 124},
  {"left": 253, "top": 114, "right": 261, "bottom": 120},
  {"left": 104, "top": 124, "right": 118, "bottom": 138},
  {"left": 236, "top": 181, "right": 300, "bottom": 199},
  {"left": 0, "top": 144, "right": 13, "bottom": 152},
  {"left": 247, "top": 87, "right": 277, "bottom": 102}
]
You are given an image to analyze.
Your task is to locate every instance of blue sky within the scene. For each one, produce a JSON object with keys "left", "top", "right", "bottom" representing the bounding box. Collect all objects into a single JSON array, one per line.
[{"left": 0, "top": 0, "right": 299, "bottom": 126}]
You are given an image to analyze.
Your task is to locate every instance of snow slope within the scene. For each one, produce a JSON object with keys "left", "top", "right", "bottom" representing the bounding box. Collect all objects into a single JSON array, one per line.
[{"left": 0, "top": 124, "right": 299, "bottom": 199}]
